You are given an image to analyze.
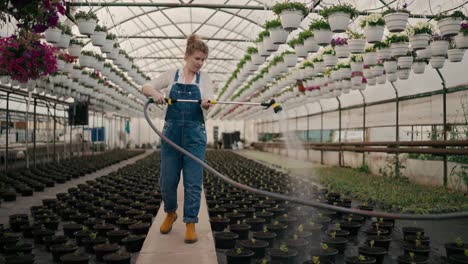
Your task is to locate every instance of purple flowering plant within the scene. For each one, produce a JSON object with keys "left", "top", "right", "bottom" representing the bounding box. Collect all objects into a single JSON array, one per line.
[
  {"left": 0, "top": 31, "right": 58, "bottom": 83},
  {"left": 331, "top": 37, "right": 348, "bottom": 47},
  {"left": 461, "top": 22, "right": 468, "bottom": 36}
]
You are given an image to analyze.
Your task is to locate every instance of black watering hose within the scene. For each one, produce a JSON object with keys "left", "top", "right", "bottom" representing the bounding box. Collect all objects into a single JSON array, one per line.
[{"left": 145, "top": 99, "right": 468, "bottom": 220}]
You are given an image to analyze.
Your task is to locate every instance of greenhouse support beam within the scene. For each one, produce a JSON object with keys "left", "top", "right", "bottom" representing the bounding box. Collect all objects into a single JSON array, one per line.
[
  {"left": 336, "top": 97, "right": 342, "bottom": 167},
  {"left": 5, "top": 92, "right": 10, "bottom": 172},
  {"left": 67, "top": 2, "right": 435, "bottom": 19},
  {"left": 359, "top": 90, "right": 367, "bottom": 168},
  {"left": 76, "top": 35, "right": 250, "bottom": 42},
  {"left": 390, "top": 82, "right": 400, "bottom": 178},
  {"left": 133, "top": 56, "right": 238, "bottom": 61},
  {"left": 318, "top": 101, "right": 324, "bottom": 165},
  {"left": 33, "top": 98, "right": 37, "bottom": 167},
  {"left": 53, "top": 104, "right": 56, "bottom": 162},
  {"left": 436, "top": 68, "right": 448, "bottom": 187}
]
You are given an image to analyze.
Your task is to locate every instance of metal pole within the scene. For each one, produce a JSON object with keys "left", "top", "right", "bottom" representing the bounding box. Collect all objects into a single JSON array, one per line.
[
  {"left": 318, "top": 101, "right": 324, "bottom": 165},
  {"left": 390, "top": 82, "right": 400, "bottom": 178},
  {"left": 63, "top": 107, "right": 66, "bottom": 160},
  {"left": 436, "top": 69, "right": 448, "bottom": 187},
  {"left": 5, "top": 92, "right": 10, "bottom": 172},
  {"left": 305, "top": 104, "right": 310, "bottom": 161},
  {"left": 336, "top": 97, "right": 342, "bottom": 167},
  {"left": 33, "top": 98, "right": 37, "bottom": 167},
  {"left": 359, "top": 90, "right": 367, "bottom": 168},
  {"left": 25, "top": 93, "right": 31, "bottom": 169},
  {"left": 53, "top": 104, "right": 56, "bottom": 161},
  {"left": 101, "top": 109, "right": 104, "bottom": 152}
]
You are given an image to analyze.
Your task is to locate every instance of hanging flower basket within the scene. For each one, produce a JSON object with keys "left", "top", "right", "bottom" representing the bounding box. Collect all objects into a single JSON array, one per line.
[
  {"left": 75, "top": 11, "right": 98, "bottom": 35},
  {"left": 273, "top": 2, "right": 308, "bottom": 31},
  {"left": 0, "top": 75, "right": 10, "bottom": 85},
  {"left": 410, "top": 34, "right": 431, "bottom": 50},
  {"left": 454, "top": 34, "right": 468, "bottom": 49},
  {"left": 351, "top": 72, "right": 363, "bottom": 86},
  {"left": 348, "top": 39, "right": 366, "bottom": 53},
  {"left": 331, "top": 37, "right": 349, "bottom": 58},
  {"left": 91, "top": 25, "right": 107, "bottom": 47},
  {"left": 390, "top": 42, "right": 409, "bottom": 57},
  {"left": 416, "top": 47, "right": 432, "bottom": 59},
  {"left": 57, "top": 34, "right": 71, "bottom": 49},
  {"left": 430, "top": 36, "right": 450, "bottom": 57},
  {"left": 387, "top": 72, "right": 398, "bottom": 82},
  {"left": 251, "top": 53, "right": 265, "bottom": 65},
  {"left": 263, "top": 36, "right": 278, "bottom": 52},
  {"left": 284, "top": 52, "right": 298, "bottom": 67},
  {"left": 304, "top": 37, "right": 319, "bottom": 52},
  {"left": 430, "top": 56, "right": 446, "bottom": 68},
  {"left": 294, "top": 44, "right": 308, "bottom": 58},
  {"left": 363, "top": 51, "right": 378, "bottom": 66},
  {"left": 68, "top": 40, "right": 83, "bottom": 57},
  {"left": 435, "top": 11, "right": 465, "bottom": 37},
  {"left": 270, "top": 27, "right": 289, "bottom": 44},
  {"left": 101, "top": 35, "right": 116, "bottom": 53},
  {"left": 371, "top": 65, "right": 384, "bottom": 77},
  {"left": 364, "top": 26, "right": 384, "bottom": 43},
  {"left": 377, "top": 48, "right": 392, "bottom": 61},
  {"left": 310, "top": 19, "right": 333, "bottom": 46},
  {"left": 0, "top": 31, "right": 58, "bottom": 83},
  {"left": 319, "top": 4, "right": 357, "bottom": 33},
  {"left": 314, "top": 61, "right": 326, "bottom": 73},
  {"left": 339, "top": 67, "right": 351, "bottom": 79},
  {"left": 377, "top": 74, "right": 387, "bottom": 84},
  {"left": 363, "top": 68, "right": 374, "bottom": 79},
  {"left": 323, "top": 53, "right": 338, "bottom": 67},
  {"left": 412, "top": 61, "right": 427, "bottom": 74},
  {"left": 447, "top": 49, "right": 465, "bottom": 62},
  {"left": 383, "top": 9, "right": 410, "bottom": 33},
  {"left": 384, "top": 60, "right": 398, "bottom": 73},
  {"left": 367, "top": 77, "right": 376, "bottom": 86},
  {"left": 397, "top": 68, "right": 410, "bottom": 80},
  {"left": 44, "top": 27, "right": 62, "bottom": 43},
  {"left": 397, "top": 56, "right": 413, "bottom": 69},
  {"left": 351, "top": 62, "right": 363, "bottom": 72}
]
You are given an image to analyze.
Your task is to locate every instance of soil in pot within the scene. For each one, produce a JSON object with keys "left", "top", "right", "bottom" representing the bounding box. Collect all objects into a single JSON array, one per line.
[
  {"left": 128, "top": 222, "right": 151, "bottom": 235},
  {"left": 226, "top": 248, "right": 255, "bottom": 264},
  {"left": 252, "top": 229, "right": 277, "bottom": 248},
  {"left": 63, "top": 223, "right": 84, "bottom": 238},
  {"left": 225, "top": 212, "right": 247, "bottom": 225},
  {"left": 210, "top": 216, "right": 230, "bottom": 232},
  {"left": 239, "top": 239, "right": 269, "bottom": 259},
  {"left": 265, "top": 221, "right": 288, "bottom": 239},
  {"left": 445, "top": 242, "right": 468, "bottom": 258},
  {"left": 403, "top": 244, "right": 431, "bottom": 258},
  {"left": 103, "top": 251, "right": 131, "bottom": 264},
  {"left": 450, "top": 255, "right": 468, "bottom": 264},
  {"left": 60, "top": 252, "right": 90, "bottom": 264},
  {"left": 50, "top": 243, "right": 79, "bottom": 262},
  {"left": 122, "top": 234, "right": 146, "bottom": 252},
  {"left": 82, "top": 235, "right": 107, "bottom": 253},
  {"left": 322, "top": 236, "right": 348, "bottom": 254},
  {"left": 107, "top": 230, "right": 130, "bottom": 245},
  {"left": 285, "top": 236, "right": 309, "bottom": 261},
  {"left": 244, "top": 217, "right": 266, "bottom": 232},
  {"left": 402, "top": 227, "right": 424, "bottom": 238},
  {"left": 345, "top": 255, "right": 377, "bottom": 264},
  {"left": 214, "top": 231, "right": 239, "bottom": 249},
  {"left": 269, "top": 247, "right": 298, "bottom": 264},
  {"left": 93, "top": 243, "right": 121, "bottom": 262},
  {"left": 405, "top": 235, "right": 430, "bottom": 246},
  {"left": 366, "top": 235, "right": 392, "bottom": 251},
  {"left": 255, "top": 211, "right": 274, "bottom": 224},
  {"left": 397, "top": 254, "right": 429, "bottom": 264},
  {"left": 310, "top": 245, "right": 339, "bottom": 263},
  {"left": 229, "top": 222, "right": 251, "bottom": 240},
  {"left": 358, "top": 245, "right": 387, "bottom": 264}
]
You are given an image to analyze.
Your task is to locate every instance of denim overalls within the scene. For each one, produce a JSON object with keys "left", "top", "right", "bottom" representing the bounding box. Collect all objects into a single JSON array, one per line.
[{"left": 160, "top": 69, "right": 207, "bottom": 224}]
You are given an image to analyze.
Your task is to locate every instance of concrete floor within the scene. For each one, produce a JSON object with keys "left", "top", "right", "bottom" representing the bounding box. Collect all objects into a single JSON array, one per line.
[{"left": 136, "top": 183, "right": 217, "bottom": 264}]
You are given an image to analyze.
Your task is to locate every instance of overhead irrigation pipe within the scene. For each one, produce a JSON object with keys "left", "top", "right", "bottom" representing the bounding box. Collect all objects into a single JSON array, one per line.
[{"left": 144, "top": 99, "right": 468, "bottom": 220}]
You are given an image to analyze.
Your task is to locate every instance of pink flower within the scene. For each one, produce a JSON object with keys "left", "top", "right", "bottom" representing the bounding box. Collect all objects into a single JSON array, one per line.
[{"left": 331, "top": 37, "right": 348, "bottom": 47}]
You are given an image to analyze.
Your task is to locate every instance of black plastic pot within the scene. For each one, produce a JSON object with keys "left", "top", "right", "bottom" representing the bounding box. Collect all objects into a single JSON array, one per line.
[
  {"left": 402, "top": 227, "right": 424, "bottom": 239},
  {"left": 214, "top": 231, "right": 239, "bottom": 249},
  {"left": 50, "top": 243, "right": 79, "bottom": 262},
  {"left": 60, "top": 253, "right": 90, "bottom": 264},
  {"left": 326, "top": 229, "right": 350, "bottom": 239},
  {"left": 82, "top": 236, "right": 107, "bottom": 253},
  {"left": 285, "top": 237, "right": 309, "bottom": 259},
  {"left": 252, "top": 230, "right": 277, "bottom": 248},
  {"left": 116, "top": 218, "right": 137, "bottom": 230},
  {"left": 122, "top": 234, "right": 146, "bottom": 252},
  {"left": 210, "top": 216, "right": 230, "bottom": 232},
  {"left": 366, "top": 235, "right": 392, "bottom": 251},
  {"left": 244, "top": 217, "right": 266, "bottom": 232},
  {"left": 269, "top": 248, "right": 298, "bottom": 264},
  {"left": 229, "top": 223, "right": 251, "bottom": 240},
  {"left": 93, "top": 243, "right": 121, "bottom": 262},
  {"left": 345, "top": 256, "right": 377, "bottom": 264},
  {"left": 450, "top": 255, "right": 468, "bottom": 264},
  {"left": 340, "top": 221, "right": 362, "bottom": 236},
  {"left": 404, "top": 235, "right": 430, "bottom": 246},
  {"left": 239, "top": 239, "right": 269, "bottom": 259},
  {"left": 73, "top": 230, "right": 91, "bottom": 246},
  {"left": 276, "top": 215, "right": 299, "bottom": 234},
  {"left": 372, "top": 221, "right": 394, "bottom": 234},
  {"left": 103, "top": 252, "right": 131, "bottom": 264},
  {"left": 32, "top": 228, "right": 54, "bottom": 244},
  {"left": 310, "top": 247, "right": 339, "bottom": 263},
  {"left": 225, "top": 212, "right": 247, "bottom": 224},
  {"left": 445, "top": 243, "right": 468, "bottom": 258},
  {"left": 265, "top": 222, "right": 288, "bottom": 239},
  {"left": 94, "top": 223, "right": 117, "bottom": 237},
  {"left": 255, "top": 211, "right": 274, "bottom": 224},
  {"left": 358, "top": 246, "right": 386, "bottom": 264},
  {"left": 4, "top": 242, "right": 33, "bottom": 255},
  {"left": 397, "top": 255, "right": 429, "bottom": 264},
  {"left": 403, "top": 244, "right": 431, "bottom": 258},
  {"left": 128, "top": 222, "right": 151, "bottom": 235},
  {"left": 43, "top": 235, "right": 68, "bottom": 251},
  {"left": 63, "top": 223, "right": 83, "bottom": 238},
  {"left": 107, "top": 230, "right": 130, "bottom": 245},
  {"left": 366, "top": 228, "right": 389, "bottom": 237},
  {"left": 5, "top": 254, "right": 34, "bottom": 264},
  {"left": 322, "top": 236, "right": 348, "bottom": 254},
  {"left": 226, "top": 248, "right": 255, "bottom": 264}
]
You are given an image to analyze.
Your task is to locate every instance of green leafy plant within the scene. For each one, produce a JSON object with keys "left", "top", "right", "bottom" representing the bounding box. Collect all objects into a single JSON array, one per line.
[
  {"left": 406, "top": 22, "right": 433, "bottom": 36},
  {"left": 373, "top": 41, "right": 390, "bottom": 50},
  {"left": 456, "top": 237, "right": 464, "bottom": 247},
  {"left": 358, "top": 255, "right": 366, "bottom": 261},
  {"left": 94, "top": 24, "right": 108, "bottom": 32},
  {"left": 347, "top": 30, "right": 365, "bottom": 39},
  {"left": 70, "top": 39, "right": 84, "bottom": 46},
  {"left": 256, "top": 30, "right": 270, "bottom": 43},
  {"left": 385, "top": 33, "right": 409, "bottom": 44},
  {"left": 247, "top": 46, "right": 258, "bottom": 54},
  {"left": 288, "top": 37, "right": 304, "bottom": 48},
  {"left": 320, "top": 243, "right": 329, "bottom": 250},
  {"left": 264, "top": 19, "right": 282, "bottom": 30},
  {"left": 106, "top": 33, "right": 117, "bottom": 40},
  {"left": 75, "top": 11, "right": 98, "bottom": 21},
  {"left": 350, "top": 54, "right": 364, "bottom": 63},
  {"left": 236, "top": 247, "right": 242, "bottom": 254},
  {"left": 322, "top": 47, "right": 336, "bottom": 55},
  {"left": 279, "top": 243, "right": 289, "bottom": 252},
  {"left": 298, "top": 30, "right": 314, "bottom": 41},
  {"left": 319, "top": 4, "right": 358, "bottom": 18},
  {"left": 272, "top": 2, "right": 309, "bottom": 17},
  {"left": 382, "top": 8, "right": 410, "bottom": 17},
  {"left": 309, "top": 19, "right": 331, "bottom": 31},
  {"left": 434, "top": 10, "right": 466, "bottom": 21}
]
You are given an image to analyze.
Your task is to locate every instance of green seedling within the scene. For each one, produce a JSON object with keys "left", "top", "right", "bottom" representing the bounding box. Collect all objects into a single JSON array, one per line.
[
  {"left": 236, "top": 248, "right": 242, "bottom": 254},
  {"left": 320, "top": 243, "right": 329, "bottom": 250},
  {"left": 279, "top": 244, "right": 288, "bottom": 252},
  {"left": 312, "top": 256, "right": 321, "bottom": 264},
  {"left": 370, "top": 240, "right": 375, "bottom": 248},
  {"left": 456, "top": 237, "right": 464, "bottom": 247},
  {"left": 297, "top": 224, "right": 304, "bottom": 233}
]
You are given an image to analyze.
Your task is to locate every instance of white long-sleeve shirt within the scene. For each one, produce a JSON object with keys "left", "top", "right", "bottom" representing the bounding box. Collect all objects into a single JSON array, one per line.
[{"left": 144, "top": 68, "right": 215, "bottom": 120}]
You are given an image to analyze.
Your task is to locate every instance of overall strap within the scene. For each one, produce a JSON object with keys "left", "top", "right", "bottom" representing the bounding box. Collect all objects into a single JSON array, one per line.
[
  {"left": 195, "top": 72, "right": 201, "bottom": 84},
  {"left": 174, "top": 69, "right": 180, "bottom": 82}
]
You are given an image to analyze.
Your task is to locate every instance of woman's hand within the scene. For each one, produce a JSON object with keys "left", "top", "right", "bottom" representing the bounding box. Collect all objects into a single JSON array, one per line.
[
  {"left": 151, "top": 90, "right": 166, "bottom": 104},
  {"left": 201, "top": 98, "right": 211, "bottom": 110}
]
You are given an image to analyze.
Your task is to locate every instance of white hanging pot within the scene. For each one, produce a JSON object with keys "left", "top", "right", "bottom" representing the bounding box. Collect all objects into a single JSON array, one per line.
[
  {"left": 331, "top": 70, "right": 340, "bottom": 81},
  {"left": 279, "top": 10, "right": 304, "bottom": 30},
  {"left": 0, "top": 75, "right": 10, "bottom": 85},
  {"left": 447, "top": 49, "right": 465, "bottom": 62},
  {"left": 339, "top": 68, "right": 351, "bottom": 79},
  {"left": 323, "top": 54, "right": 338, "bottom": 67},
  {"left": 430, "top": 40, "right": 449, "bottom": 57},
  {"left": 416, "top": 47, "right": 432, "bottom": 59},
  {"left": 284, "top": 53, "right": 298, "bottom": 67},
  {"left": 377, "top": 74, "right": 387, "bottom": 84},
  {"left": 64, "top": 63, "right": 73, "bottom": 73},
  {"left": 454, "top": 33, "right": 468, "bottom": 49},
  {"left": 371, "top": 65, "right": 384, "bottom": 76},
  {"left": 44, "top": 27, "right": 62, "bottom": 43},
  {"left": 263, "top": 36, "right": 278, "bottom": 52},
  {"left": 377, "top": 48, "right": 392, "bottom": 61},
  {"left": 57, "top": 34, "right": 71, "bottom": 49},
  {"left": 91, "top": 31, "right": 107, "bottom": 47},
  {"left": 364, "top": 26, "right": 384, "bottom": 43},
  {"left": 351, "top": 62, "right": 363, "bottom": 72},
  {"left": 348, "top": 39, "right": 366, "bottom": 54},
  {"left": 384, "top": 12, "right": 409, "bottom": 33},
  {"left": 68, "top": 44, "right": 82, "bottom": 57},
  {"left": 387, "top": 72, "right": 398, "bottom": 82},
  {"left": 397, "top": 68, "right": 410, "bottom": 80},
  {"left": 409, "top": 33, "right": 430, "bottom": 50},
  {"left": 107, "top": 48, "right": 119, "bottom": 60},
  {"left": 390, "top": 42, "right": 409, "bottom": 57},
  {"left": 351, "top": 76, "right": 362, "bottom": 86},
  {"left": 430, "top": 56, "right": 446, "bottom": 68},
  {"left": 363, "top": 52, "right": 378, "bottom": 66},
  {"left": 363, "top": 69, "right": 374, "bottom": 79},
  {"left": 76, "top": 19, "right": 97, "bottom": 35},
  {"left": 101, "top": 39, "right": 114, "bottom": 53},
  {"left": 71, "top": 69, "right": 81, "bottom": 79},
  {"left": 251, "top": 53, "right": 265, "bottom": 65},
  {"left": 334, "top": 45, "right": 350, "bottom": 58},
  {"left": 384, "top": 60, "right": 398, "bottom": 73},
  {"left": 397, "top": 56, "right": 413, "bottom": 69},
  {"left": 367, "top": 77, "right": 376, "bottom": 86},
  {"left": 304, "top": 37, "right": 319, "bottom": 53},
  {"left": 269, "top": 27, "right": 289, "bottom": 44},
  {"left": 327, "top": 12, "right": 351, "bottom": 33},
  {"left": 412, "top": 61, "right": 426, "bottom": 74},
  {"left": 79, "top": 54, "right": 93, "bottom": 68},
  {"left": 57, "top": 60, "right": 65, "bottom": 71},
  {"left": 314, "top": 29, "right": 333, "bottom": 46},
  {"left": 294, "top": 44, "right": 308, "bottom": 58},
  {"left": 437, "top": 17, "right": 462, "bottom": 37},
  {"left": 314, "top": 62, "right": 326, "bottom": 73}
]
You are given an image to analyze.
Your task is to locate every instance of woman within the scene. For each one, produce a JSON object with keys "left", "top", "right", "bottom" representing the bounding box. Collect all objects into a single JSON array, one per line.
[{"left": 142, "top": 34, "right": 213, "bottom": 243}]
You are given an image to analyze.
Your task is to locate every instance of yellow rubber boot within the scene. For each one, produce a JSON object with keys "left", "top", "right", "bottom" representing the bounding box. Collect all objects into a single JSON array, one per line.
[
  {"left": 160, "top": 212, "right": 177, "bottom": 234},
  {"left": 185, "top": 223, "right": 198, "bottom": 243}
]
